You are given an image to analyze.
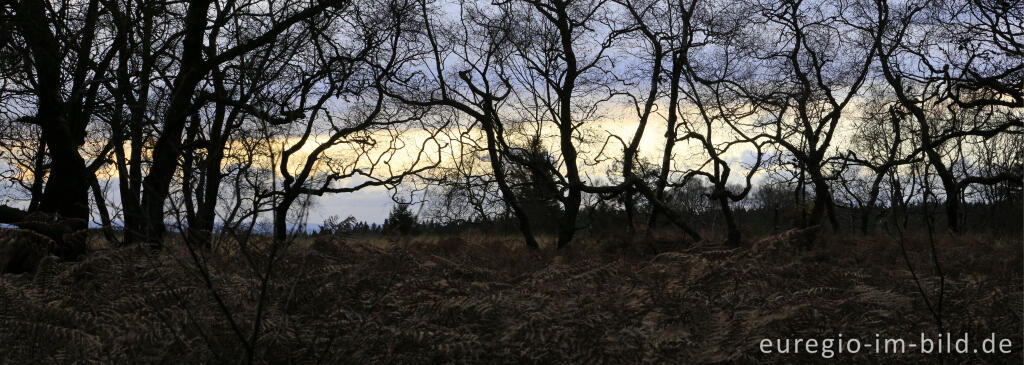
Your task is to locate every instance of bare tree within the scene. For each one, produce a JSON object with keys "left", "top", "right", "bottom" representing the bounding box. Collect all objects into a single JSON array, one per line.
[
  {"left": 384, "top": 0, "right": 553, "bottom": 249},
  {"left": 259, "top": 0, "right": 443, "bottom": 244},
  {"left": 744, "top": 0, "right": 880, "bottom": 232},
  {"left": 0, "top": 0, "right": 124, "bottom": 256},
  {"left": 671, "top": 0, "right": 765, "bottom": 245},
  {"left": 836, "top": 85, "right": 922, "bottom": 234},
  {"left": 874, "top": 0, "right": 1023, "bottom": 233},
  {"left": 100, "top": 0, "right": 172, "bottom": 244},
  {"left": 509, "top": 0, "right": 623, "bottom": 248},
  {"left": 137, "top": 0, "right": 354, "bottom": 245}
]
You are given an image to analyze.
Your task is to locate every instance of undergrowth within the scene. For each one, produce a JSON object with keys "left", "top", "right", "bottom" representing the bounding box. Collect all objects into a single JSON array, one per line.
[{"left": 0, "top": 231, "right": 1020, "bottom": 363}]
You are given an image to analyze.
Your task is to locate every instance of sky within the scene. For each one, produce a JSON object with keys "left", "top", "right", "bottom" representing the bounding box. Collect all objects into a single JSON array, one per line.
[
  {"left": 0, "top": 99, "right": 864, "bottom": 228},
  {"left": 273, "top": 111, "right": 775, "bottom": 225}
]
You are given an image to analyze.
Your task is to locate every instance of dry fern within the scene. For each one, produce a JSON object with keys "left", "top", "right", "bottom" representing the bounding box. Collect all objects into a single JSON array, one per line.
[{"left": 0, "top": 231, "right": 1019, "bottom": 363}]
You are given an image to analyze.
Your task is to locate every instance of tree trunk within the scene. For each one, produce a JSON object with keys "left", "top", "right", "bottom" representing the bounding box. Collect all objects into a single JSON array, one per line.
[
  {"left": 28, "top": 138, "right": 47, "bottom": 211},
  {"left": 139, "top": 0, "right": 213, "bottom": 245},
  {"left": 649, "top": 50, "right": 683, "bottom": 229},
  {"left": 624, "top": 190, "right": 636, "bottom": 234},
  {"left": 480, "top": 118, "right": 540, "bottom": 249},
  {"left": 807, "top": 168, "right": 839, "bottom": 232},
  {"left": 941, "top": 179, "right": 961, "bottom": 233},
  {"left": 860, "top": 173, "right": 886, "bottom": 234},
  {"left": 273, "top": 195, "right": 298, "bottom": 245},
  {"left": 718, "top": 195, "right": 741, "bottom": 245},
  {"left": 90, "top": 176, "right": 120, "bottom": 245},
  {"left": 38, "top": 130, "right": 90, "bottom": 231},
  {"left": 923, "top": 148, "right": 961, "bottom": 233},
  {"left": 109, "top": 0, "right": 154, "bottom": 245},
  {"left": 552, "top": 2, "right": 582, "bottom": 250},
  {"left": 16, "top": 0, "right": 90, "bottom": 232},
  {"left": 557, "top": 189, "right": 581, "bottom": 250}
]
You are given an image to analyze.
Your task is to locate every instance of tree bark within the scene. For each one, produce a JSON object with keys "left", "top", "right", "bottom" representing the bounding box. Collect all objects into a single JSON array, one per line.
[
  {"left": 717, "top": 195, "right": 740, "bottom": 245},
  {"left": 552, "top": 1, "right": 582, "bottom": 250},
  {"left": 649, "top": 51, "right": 683, "bottom": 229},
  {"left": 480, "top": 116, "right": 540, "bottom": 249},
  {"left": 27, "top": 137, "right": 47, "bottom": 211},
  {"left": 806, "top": 165, "right": 840, "bottom": 232},
  {"left": 15, "top": 0, "right": 90, "bottom": 232},
  {"left": 139, "top": 0, "right": 213, "bottom": 245}
]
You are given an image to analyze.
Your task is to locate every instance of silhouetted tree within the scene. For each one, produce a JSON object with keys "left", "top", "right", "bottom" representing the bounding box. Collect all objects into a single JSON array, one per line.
[{"left": 384, "top": 201, "right": 417, "bottom": 235}]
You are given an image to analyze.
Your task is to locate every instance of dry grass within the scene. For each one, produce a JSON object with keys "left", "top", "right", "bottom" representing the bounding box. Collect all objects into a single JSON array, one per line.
[{"left": 0, "top": 230, "right": 1020, "bottom": 363}]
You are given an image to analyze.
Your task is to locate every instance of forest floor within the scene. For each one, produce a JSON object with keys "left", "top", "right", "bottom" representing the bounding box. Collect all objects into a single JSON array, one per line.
[{"left": 0, "top": 229, "right": 1021, "bottom": 363}]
